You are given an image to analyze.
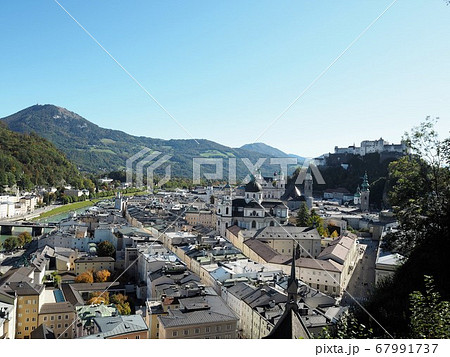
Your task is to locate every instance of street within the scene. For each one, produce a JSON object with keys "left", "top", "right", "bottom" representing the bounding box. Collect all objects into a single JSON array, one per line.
[{"left": 341, "top": 238, "right": 378, "bottom": 306}]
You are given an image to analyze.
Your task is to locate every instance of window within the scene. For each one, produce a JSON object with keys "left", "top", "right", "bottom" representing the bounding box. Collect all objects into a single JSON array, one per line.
[
  {"left": 27, "top": 300, "right": 31, "bottom": 304},
  {"left": 26, "top": 318, "right": 30, "bottom": 322},
  {"left": 172, "top": 331, "right": 178, "bottom": 337},
  {"left": 32, "top": 317, "right": 36, "bottom": 322},
  {"left": 25, "top": 310, "right": 30, "bottom": 314},
  {"left": 18, "top": 322, "right": 22, "bottom": 327},
  {"left": 184, "top": 330, "right": 189, "bottom": 336},
  {"left": 58, "top": 315, "right": 62, "bottom": 320},
  {"left": 156, "top": 323, "right": 159, "bottom": 328},
  {"left": 25, "top": 327, "right": 29, "bottom": 331},
  {"left": 65, "top": 324, "right": 69, "bottom": 328},
  {"left": 135, "top": 336, "right": 140, "bottom": 339},
  {"left": 33, "top": 300, "right": 36, "bottom": 304},
  {"left": 18, "top": 314, "right": 23, "bottom": 318},
  {"left": 194, "top": 328, "right": 200, "bottom": 334},
  {"left": 32, "top": 326, "right": 35, "bottom": 331},
  {"left": 216, "top": 326, "right": 221, "bottom": 332},
  {"left": 65, "top": 315, "right": 69, "bottom": 320},
  {"left": 58, "top": 324, "right": 62, "bottom": 328},
  {"left": 205, "top": 327, "right": 210, "bottom": 333},
  {"left": 226, "top": 324, "right": 231, "bottom": 330}
]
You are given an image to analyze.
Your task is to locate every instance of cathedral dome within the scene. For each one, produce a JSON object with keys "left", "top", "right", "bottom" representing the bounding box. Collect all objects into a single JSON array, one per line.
[{"left": 245, "top": 180, "right": 262, "bottom": 193}]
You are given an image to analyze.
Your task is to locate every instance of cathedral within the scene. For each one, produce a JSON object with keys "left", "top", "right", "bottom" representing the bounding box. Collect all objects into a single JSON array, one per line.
[{"left": 216, "top": 177, "right": 289, "bottom": 236}]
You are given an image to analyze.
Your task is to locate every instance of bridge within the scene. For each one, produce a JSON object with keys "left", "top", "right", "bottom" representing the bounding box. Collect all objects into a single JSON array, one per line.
[{"left": 0, "top": 222, "right": 57, "bottom": 236}]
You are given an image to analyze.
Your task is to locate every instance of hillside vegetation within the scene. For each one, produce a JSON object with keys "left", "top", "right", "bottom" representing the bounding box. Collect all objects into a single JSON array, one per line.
[{"left": 0, "top": 122, "right": 83, "bottom": 190}]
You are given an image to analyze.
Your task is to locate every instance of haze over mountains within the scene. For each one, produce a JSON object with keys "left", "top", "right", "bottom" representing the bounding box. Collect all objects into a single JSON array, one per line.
[{"left": 1, "top": 105, "right": 305, "bottom": 178}]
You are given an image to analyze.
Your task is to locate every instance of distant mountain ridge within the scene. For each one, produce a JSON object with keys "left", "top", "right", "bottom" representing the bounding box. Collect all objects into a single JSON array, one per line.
[
  {"left": 241, "top": 142, "right": 305, "bottom": 164},
  {"left": 1, "top": 105, "right": 302, "bottom": 179}
]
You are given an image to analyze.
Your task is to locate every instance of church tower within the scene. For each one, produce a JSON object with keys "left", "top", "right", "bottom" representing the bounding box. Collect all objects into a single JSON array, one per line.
[
  {"left": 360, "top": 172, "right": 370, "bottom": 213},
  {"left": 304, "top": 171, "right": 313, "bottom": 209}
]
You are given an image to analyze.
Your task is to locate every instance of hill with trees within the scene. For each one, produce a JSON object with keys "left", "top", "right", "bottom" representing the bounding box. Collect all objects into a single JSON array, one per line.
[{"left": 0, "top": 121, "right": 85, "bottom": 190}]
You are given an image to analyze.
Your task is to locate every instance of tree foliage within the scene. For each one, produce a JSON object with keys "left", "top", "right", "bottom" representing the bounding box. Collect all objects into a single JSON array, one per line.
[
  {"left": 75, "top": 270, "right": 94, "bottom": 284},
  {"left": 87, "top": 291, "right": 110, "bottom": 305},
  {"left": 110, "top": 293, "right": 131, "bottom": 315},
  {"left": 317, "top": 312, "right": 373, "bottom": 339},
  {"left": 3, "top": 237, "right": 18, "bottom": 251},
  {"left": 95, "top": 269, "right": 111, "bottom": 283},
  {"left": 0, "top": 121, "right": 83, "bottom": 189},
  {"left": 409, "top": 276, "right": 450, "bottom": 339},
  {"left": 97, "top": 241, "right": 116, "bottom": 258},
  {"left": 296, "top": 202, "right": 310, "bottom": 227},
  {"left": 349, "top": 118, "right": 450, "bottom": 338}
]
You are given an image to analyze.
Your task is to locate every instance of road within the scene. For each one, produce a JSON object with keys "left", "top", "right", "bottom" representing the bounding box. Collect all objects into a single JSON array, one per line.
[{"left": 341, "top": 238, "right": 378, "bottom": 306}]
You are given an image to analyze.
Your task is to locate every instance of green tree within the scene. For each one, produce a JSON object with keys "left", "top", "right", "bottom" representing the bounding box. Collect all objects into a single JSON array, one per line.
[
  {"left": 111, "top": 293, "right": 131, "bottom": 315},
  {"left": 18, "top": 231, "right": 32, "bottom": 246},
  {"left": 97, "top": 241, "right": 116, "bottom": 258},
  {"left": 358, "top": 118, "right": 450, "bottom": 337},
  {"left": 409, "top": 276, "right": 450, "bottom": 339},
  {"left": 296, "top": 202, "right": 310, "bottom": 227},
  {"left": 3, "top": 237, "right": 18, "bottom": 251},
  {"left": 307, "top": 210, "right": 326, "bottom": 236},
  {"left": 317, "top": 312, "right": 373, "bottom": 339}
]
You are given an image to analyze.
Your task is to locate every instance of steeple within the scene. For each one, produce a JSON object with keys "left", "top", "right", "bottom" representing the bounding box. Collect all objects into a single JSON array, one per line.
[
  {"left": 287, "top": 243, "right": 298, "bottom": 309},
  {"left": 361, "top": 171, "right": 370, "bottom": 192}
]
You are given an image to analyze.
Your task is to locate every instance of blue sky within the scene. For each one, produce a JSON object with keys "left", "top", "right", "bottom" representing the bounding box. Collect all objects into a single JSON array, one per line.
[{"left": 1, "top": 0, "right": 449, "bottom": 157}]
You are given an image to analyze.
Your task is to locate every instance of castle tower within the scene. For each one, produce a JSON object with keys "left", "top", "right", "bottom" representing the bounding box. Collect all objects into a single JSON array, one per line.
[{"left": 360, "top": 172, "right": 370, "bottom": 213}]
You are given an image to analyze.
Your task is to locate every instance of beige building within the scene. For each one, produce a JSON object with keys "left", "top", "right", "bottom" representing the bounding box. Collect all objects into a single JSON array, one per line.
[
  {"left": 12, "top": 282, "right": 44, "bottom": 339},
  {"left": 185, "top": 209, "right": 216, "bottom": 228},
  {"left": 74, "top": 256, "right": 115, "bottom": 275},
  {"left": 157, "top": 295, "right": 238, "bottom": 339},
  {"left": 38, "top": 302, "right": 76, "bottom": 339},
  {"left": 296, "top": 234, "right": 358, "bottom": 296}
]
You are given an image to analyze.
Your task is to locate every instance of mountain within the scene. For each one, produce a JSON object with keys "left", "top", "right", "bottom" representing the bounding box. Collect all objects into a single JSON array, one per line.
[
  {"left": 0, "top": 121, "right": 83, "bottom": 190},
  {"left": 240, "top": 143, "right": 289, "bottom": 158},
  {"left": 241, "top": 143, "right": 305, "bottom": 165},
  {"left": 1, "top": 105, "right": 299, "bottom": 179}
]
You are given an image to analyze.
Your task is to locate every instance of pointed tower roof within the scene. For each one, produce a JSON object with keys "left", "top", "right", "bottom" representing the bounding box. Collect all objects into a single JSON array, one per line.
[
  {"left": 263, "top": 244, "right": 310, "bottom": 339},
  {"left": 361, "top": 171, "right": 370, "bottom": 192}
]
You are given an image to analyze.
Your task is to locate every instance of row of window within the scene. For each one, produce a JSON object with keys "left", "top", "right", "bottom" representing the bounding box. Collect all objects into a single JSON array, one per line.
[
  {"left": 172, "top": 324, "right": 232, "bottom": 337},
  {"left": 42, "top": 314, "right": 71, "bottom": 321}
]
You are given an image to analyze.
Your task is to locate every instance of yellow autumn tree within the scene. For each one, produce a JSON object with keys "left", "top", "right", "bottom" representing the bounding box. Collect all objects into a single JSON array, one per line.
[
  {"left": 95, "top": 269, "right": 111, "bottom": 283},
  {"left": 87, "top": 291, "right": 110, "bottom": 305},
  {"left": 75, "top": 270, "right": 94, "bottom": 284}
]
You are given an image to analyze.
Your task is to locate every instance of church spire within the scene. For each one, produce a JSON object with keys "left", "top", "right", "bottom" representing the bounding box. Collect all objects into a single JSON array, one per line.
[
  {"left": 287, "top": 243, "right": 298, "bottom": 309},
  {"left": 361, "top": 171, "right": 370, "bottom": 192}
]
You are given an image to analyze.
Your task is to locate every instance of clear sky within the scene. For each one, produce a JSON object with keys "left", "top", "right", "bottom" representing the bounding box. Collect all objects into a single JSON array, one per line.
[{"left": 1, "top": 0, "right": 449, "bottom": 157}]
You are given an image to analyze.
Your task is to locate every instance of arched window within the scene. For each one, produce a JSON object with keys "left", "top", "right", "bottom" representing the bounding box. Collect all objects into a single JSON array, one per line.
[
  {"left": 251, "top": 221, "right": 256, "bottom": 228},
  {"left": 226, "top": 207, "right": 229, "bottom": 215},
  {"left": 270, "top": 221, "right": 275, "bottom": 226}
]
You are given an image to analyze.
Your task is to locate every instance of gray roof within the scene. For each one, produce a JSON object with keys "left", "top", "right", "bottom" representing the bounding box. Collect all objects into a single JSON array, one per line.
[
  {"left": 82, "top": 315, "right": 147, "bottom": 339},
  {"left": 39, "top": 302, "right": 74, "bottom": 315},
  {"left": 158, "top": 310, "right": 237, "bottom": 328}
]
